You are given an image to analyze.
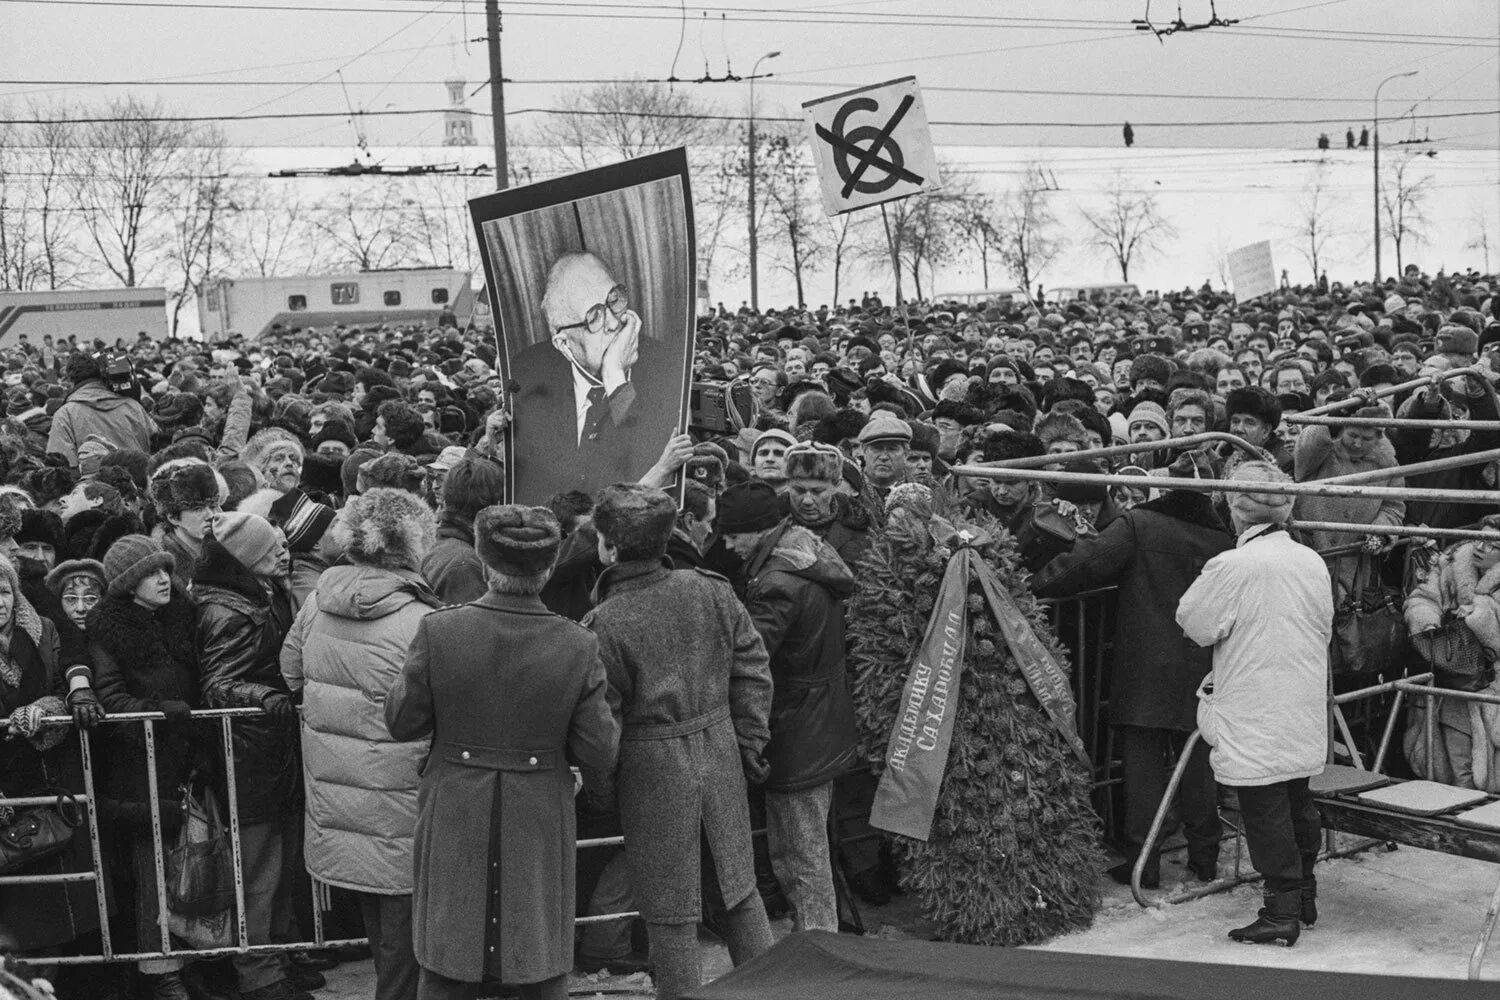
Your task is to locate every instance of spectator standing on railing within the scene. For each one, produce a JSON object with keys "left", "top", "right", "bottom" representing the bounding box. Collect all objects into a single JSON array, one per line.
[
  {"left": 88, "top": 536, "right": 201, "bottom": 1000},
  {"left": 585, "top": 485, "right": 775, "bottom": 1000},
  {"left": 0, "top": 554, "right": 100, "bottom": 982},
  {"left": 1177, "top": 461, "right": 1332, "bottom": 947},
  {"left": 194, "top": 514, "right": 306, "bottom": 1000},
  {"left": 386, "top": 504, "right": 618, "bottom": 1000},
  {"left": 1032, "top": 451, "right": 1233, "bottom": 889},
  {"left": 282, "top": 490, "right": 444, "bottom": 1000}
]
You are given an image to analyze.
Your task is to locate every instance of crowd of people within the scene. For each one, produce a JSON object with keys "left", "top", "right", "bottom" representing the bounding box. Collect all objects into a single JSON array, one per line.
[{"left": 2, "top": 261, "right": 1500, "bottom": 997}]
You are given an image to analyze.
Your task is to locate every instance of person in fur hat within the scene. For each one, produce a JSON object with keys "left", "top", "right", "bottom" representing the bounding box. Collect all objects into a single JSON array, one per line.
[
  {"left": 719, "top": 480, "right": 858, "bottom": 936},
  {"left": 282, "top": 489, "right": 445, "bottom": 1000},
  {"left": 585, "top": 483, "right": 773, "bottom": 1000},
  {"left": 147, "top": 460, "right": 225, "bottom": 591},
  {"left": 783, "top": 441, "right": 870, "bottom": 570},
  {"left": 241, "top": 427, "right": 305, "bottom": 493},
  {"left": 88, "top": 534, "right": 202, "bottom": 999},
  {"left": 386, "top": 503, "right": 618, "bottom": 1000}
]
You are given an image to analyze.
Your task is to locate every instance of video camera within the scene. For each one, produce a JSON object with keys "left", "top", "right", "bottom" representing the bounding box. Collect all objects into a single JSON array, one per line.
[
  {"left": 688, "top": 375, "right": 757, "bottom": 434},
  {"left": 96, "top": 351, "right": 136, "bottom": 395}
]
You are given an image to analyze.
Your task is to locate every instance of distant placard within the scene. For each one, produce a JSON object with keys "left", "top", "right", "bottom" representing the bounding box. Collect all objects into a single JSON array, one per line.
[
  {"left": 802, "top": 76, "right": 941, "bottom": 216},
  {"left": 1228, "top": 241, "right": 1276, "bottom": 303}
]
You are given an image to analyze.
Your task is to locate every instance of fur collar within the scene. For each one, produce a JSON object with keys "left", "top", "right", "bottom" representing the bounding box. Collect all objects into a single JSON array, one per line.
[
  {"left": 1137, "top": 491, "right": 1230, "bottom": 535},
  {"left": 87, "top": 590, "right": 198, "bottom": 664}
]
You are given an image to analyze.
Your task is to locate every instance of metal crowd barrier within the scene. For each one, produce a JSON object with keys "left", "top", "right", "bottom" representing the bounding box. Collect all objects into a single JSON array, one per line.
[{"left": 3, "top": 588, "right": 1126, "bottom": 956}]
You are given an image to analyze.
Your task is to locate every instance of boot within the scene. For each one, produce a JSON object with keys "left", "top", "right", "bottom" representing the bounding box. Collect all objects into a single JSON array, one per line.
[
  {"left": 1300, "top": 853, "right": 1318, "bottom": 927},
  {"left": 1228, "top": 888, "right": 1301, "bottom": 947},
  {"left": 1108, "top": 856, "right": 1158, "bottom": 889},
  {"left": 150, "top": 972, "right": 191, "bottom": 1000}
]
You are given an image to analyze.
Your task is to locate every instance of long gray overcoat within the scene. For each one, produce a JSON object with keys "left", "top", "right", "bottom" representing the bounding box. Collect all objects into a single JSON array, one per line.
[
  {"left": 585, "top": 560, "right": 773, "bottom": 924},
  {"left": 385, "top": 591, "right": 619, "bottom": 984}
]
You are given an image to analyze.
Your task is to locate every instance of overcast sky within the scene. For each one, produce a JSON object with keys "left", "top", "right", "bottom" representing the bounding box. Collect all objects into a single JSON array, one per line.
[{"left": 3, "top": 0, "right": 1497, "bottom": 153}]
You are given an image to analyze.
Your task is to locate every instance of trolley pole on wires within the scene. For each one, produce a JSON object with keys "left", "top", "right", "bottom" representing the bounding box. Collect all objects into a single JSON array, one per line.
[{"left": 487, "top": 0, "right": 508, "bottom": 190}]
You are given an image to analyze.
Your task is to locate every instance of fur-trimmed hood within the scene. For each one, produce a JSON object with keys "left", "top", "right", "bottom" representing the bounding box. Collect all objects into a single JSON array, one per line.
[
  {"left": 748, "top": 522, "right": 855, "bottom": 598},
  {"left": 313, "top": 564, "right": 442, "bottom": 622}
]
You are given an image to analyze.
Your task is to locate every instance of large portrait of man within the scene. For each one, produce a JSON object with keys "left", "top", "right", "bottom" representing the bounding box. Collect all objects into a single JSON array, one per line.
[{"left": 470, "top": 149, "right": 694, "bottom": 505}]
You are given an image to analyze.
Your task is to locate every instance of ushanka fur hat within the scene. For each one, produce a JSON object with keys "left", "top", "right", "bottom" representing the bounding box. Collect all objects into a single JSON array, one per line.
[
  {"left": 592, "top": 484, "right": 677, "bottom": 560},
  {"left": 148, "top": 460, "right": 227, "bottom": 517},
  {"left": 782, "top": 441, "right": 843, "bottom": 484},
  {"left": 474, "top": 503, "right": 561, "bottom": 576}
]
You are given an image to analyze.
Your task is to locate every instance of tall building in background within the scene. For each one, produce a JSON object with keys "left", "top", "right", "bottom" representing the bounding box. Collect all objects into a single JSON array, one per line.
[{"left": 443, "top": 78, "right": 476, "bottom": 146}]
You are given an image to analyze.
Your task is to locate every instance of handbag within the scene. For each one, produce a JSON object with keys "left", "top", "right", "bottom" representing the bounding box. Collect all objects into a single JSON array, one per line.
[
  {"left": 0, "top": 789, "right": 82, "bottom": 876},
  {"left": 165, "top": 777, "right": 235, "bottom": 919},
  {"left": 1410, "top": 617, "right": 1496, "bottom": 693},
  {"left": 1329, "top": 558, "right": 1408, "bottom": 677}
]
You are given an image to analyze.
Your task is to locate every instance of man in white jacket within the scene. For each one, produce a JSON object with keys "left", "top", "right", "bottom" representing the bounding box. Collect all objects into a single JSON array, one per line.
[{"left": 1176, "top": 461, "right": 1333, "bottom": 947}]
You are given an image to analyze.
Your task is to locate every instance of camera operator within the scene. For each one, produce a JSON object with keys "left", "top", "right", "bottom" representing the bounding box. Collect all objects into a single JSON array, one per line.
[{"left": 45, "top": 351, "right": 156, "bottom": 467}]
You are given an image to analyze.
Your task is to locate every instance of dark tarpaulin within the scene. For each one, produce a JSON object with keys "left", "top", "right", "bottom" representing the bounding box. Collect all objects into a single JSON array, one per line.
[{"left": 684, "top": 931, "right": 1493, "bottom": 1000}]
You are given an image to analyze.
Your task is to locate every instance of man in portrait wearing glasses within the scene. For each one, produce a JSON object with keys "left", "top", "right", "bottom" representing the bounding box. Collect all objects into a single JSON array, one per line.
[{"left": 509, "top": 251, "right": 684, "bottom": 503}]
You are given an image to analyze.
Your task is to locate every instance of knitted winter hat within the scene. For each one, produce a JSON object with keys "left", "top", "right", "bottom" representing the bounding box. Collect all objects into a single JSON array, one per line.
[
  {"left": 716, "top": 480, "right": 783, "bottom": 535},
  {"left": 102, "top": 534, "right": 175, "bottom": 597},
  {"left": 473, "top": 504, "right": 561, "bottom": 576},
  {"left": 45, "top": 558, "right": 107, "bottom": 600},
  {"left": 268, "top": 488, "right": 336, "bottom": 553},
  {"left": 1226, "top": 461, "right": 1295, "bottom": 526},
  {"left": 782, "top": 441, "right": 843, "bottom": 484},
  {"left": 1126, "top": 401, "right": 1170, "bottom": 437},
  {"left": 750, "top": 428, "right": 797, "bottom": 462},
  {"left": 211, "top": 512, "right": 282, "bottom": 576}
]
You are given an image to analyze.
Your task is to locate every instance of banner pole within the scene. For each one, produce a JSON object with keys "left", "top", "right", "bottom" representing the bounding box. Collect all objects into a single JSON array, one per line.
[{"left": 880, "top": 202, "right": 914, "bottom": 354}]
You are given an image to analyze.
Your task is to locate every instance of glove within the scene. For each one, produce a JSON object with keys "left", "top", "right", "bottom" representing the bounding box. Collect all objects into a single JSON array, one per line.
[
  {"left": 261, "top": 692, "right": 295, "bottom": 722},
  {"left": 66, "top": 686, "right": 106, "bottom": 730},
  {"left": 158, "top": 699, "right": 193, "bottom": 725},
  {"left": 740, "top": 746, "right": 770, "bottom": 786}
]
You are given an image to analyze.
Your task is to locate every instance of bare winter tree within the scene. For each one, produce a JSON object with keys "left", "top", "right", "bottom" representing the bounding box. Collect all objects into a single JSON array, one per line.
[
  {"left": 1287, "top": 161, "right": 1339, "bottom": 284},
  {"left": 532, "top": 80, "right": 729, "bottom": 172},
  {"left": 758, "top": 132, "right": 825, "bottom": 308},
  {"left": 1466, "top": 203, "right": 1494, "bottom": 274},
  {"left": 403, "top": 173, "right": 480, "bottom": 271},
  {"left": 163, "top": 128, "right": 236, "bottom": 334},
  {"left": 0, "top": 108, "right": 81, "bottom": 290},
  {"left": 826, "top": 211, "right": 877, "bottom": 308},
  {"left": 951, "top": 190, "right": 1003, "bottom": 288},
  {"left": 311, "top": 185, "right": 414, "bottom": 271},
  {"left": 1380, "top": 150, "right": 1433, "bottom": 276},
  {"left": 65, "top": 97, "right": 200, "bottom": 287},
  {"left": 223, "top": 186, "right": 323, "bottom": 277},
  {"left": 994, "top": 163, "right": 1064, "bottom": 303},
  {"left": 1077, "top": 171, "right": 1175, "bottom": 283}
]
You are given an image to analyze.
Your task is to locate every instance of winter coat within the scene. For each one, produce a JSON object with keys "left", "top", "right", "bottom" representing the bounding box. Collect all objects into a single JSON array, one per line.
[
  {"left": 585, "top": 559, "right": 772, "bottom": 923},
  {"left": 1032, "top": 491, "right": 1234, "bottom": 731},
  {"left": 1402, "top": 542, "right": 1500, "bottom": 791},
  {"left": 194, "top": 537, "right": 300, "bottom": 826},
  {"left": 741, "top": 522, "right": 859, "bottom": 792},
  {"left": 289, "top": 549, "right": 331, "bottom": 610},
  {"left": 385, "top": 592, "right": 618, "bottom": 984},
  {"left": 540, "top": 525, "right": 603, "bottom": 623},
  {"left": 152, "top": 523, "right": 201, "bottom": 593},
  {"left": 1293, "top": 423, "right": 1404, "bottom": 545},
  {"left": 1177, "top": 525, "right": 1332, "bottom": 787},
  {"left": 46, "top": 380, "right": 155, "bottom": 466},
  {"left": 89, "top": 591, "right": 202, "bottom": 828},
  {"left": 420, "top": 516, "right": 486, "bottom": 606},
  {"left": 0, "top": 607, "right": 100, "bottom": 951},
  {"left": 281, "top": 564, "right": 443, "bottom": 895},
  {"left": 666, "top": 530, "right": 706, "bottom": 570},
  {"left": 1392, "top": 381, "right": 1500, "bottom": 530}
]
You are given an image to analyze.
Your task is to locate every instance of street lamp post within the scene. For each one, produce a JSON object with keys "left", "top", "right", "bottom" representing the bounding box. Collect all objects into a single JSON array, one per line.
[
  {"left": 1373, "top": 70, "right": 1418, "bottom": 285},
  {"left": 747, "top": 50, "right": 780, "bottom": 312}
]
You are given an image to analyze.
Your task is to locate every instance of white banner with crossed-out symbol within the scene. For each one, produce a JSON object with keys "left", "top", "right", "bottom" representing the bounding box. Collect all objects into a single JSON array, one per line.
[{"left": 802, "top": 75, "right": 942, "bottom": 217}]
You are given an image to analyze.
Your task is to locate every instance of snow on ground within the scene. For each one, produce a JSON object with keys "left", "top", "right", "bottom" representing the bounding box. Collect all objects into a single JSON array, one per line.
[{"left": 317, "top": 834, "right": 1500, "bottom": 997}]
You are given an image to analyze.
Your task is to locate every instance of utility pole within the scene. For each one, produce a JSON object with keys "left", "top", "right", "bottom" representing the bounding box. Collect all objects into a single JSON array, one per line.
[
  {"left": 486, "top": 0, "right": 507, "bottom": 190},
  {"left": 746, "top": 50, "right": 780, "bottom": 311},
  {"left": 1372, "top": 70, "right": 1417, "bottom": 284}
]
